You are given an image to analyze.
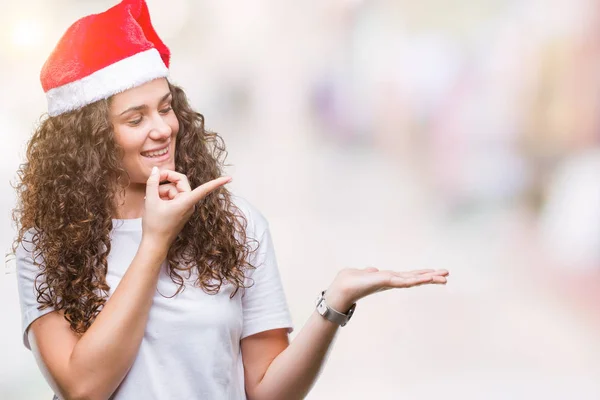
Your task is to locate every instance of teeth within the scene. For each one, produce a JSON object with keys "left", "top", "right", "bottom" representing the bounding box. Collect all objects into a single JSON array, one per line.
[{"left": 142, "top": 146, "right": 168, "bottom": 157}]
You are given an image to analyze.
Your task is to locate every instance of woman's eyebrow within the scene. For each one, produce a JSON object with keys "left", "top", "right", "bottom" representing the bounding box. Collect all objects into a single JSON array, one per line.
[{"left": 118, "top": 92, "right": 172, "bottom": 116}]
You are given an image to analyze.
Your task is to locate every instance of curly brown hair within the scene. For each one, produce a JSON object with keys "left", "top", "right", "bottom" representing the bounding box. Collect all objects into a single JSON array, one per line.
[{"left": 12, "top": 81, "right": 256, "bottom": 334}]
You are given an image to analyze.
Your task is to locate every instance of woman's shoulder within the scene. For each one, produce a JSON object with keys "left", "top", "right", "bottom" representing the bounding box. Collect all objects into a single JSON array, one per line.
[
  {"left": 14, "top": 228, "right": 45, "bottom": 282},
  {"left": 14, "top": 228, "right": 40, "bottom": 258},
  {"left": 229, "top": 194, "right": 270, "bottom": 236}
]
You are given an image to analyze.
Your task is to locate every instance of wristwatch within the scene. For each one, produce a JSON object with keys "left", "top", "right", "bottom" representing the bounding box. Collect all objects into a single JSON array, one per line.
[{"left": 315, "top": 290, "right": 356, "bottom": 327}]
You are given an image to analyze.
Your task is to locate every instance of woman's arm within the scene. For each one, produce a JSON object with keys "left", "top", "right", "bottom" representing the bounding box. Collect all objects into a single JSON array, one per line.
[
  {"left": 241, "top": 299, "right": 341, "bottom": 400},
  {"left": 28, "top": 169, "right": 231, "bottom": 400},
  {"left": 28, "top": 238, "right": 167, "bottom": 400},
  {"left": 242, "top": 267, "right": 449, "bottom": 400}
]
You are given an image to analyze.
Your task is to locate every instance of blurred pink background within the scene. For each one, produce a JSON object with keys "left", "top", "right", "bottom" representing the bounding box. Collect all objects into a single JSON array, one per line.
[{"left": 1, "top": 0, "right": 599, "bottom": 399}]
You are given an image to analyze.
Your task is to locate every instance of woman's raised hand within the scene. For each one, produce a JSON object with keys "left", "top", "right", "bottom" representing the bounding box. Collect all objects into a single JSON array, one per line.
[
  {"left": 324, "top": 267, "right": 449, "bottom": 313},
  {"left": 142, "top": 167, "right": 231, "bottom": 248}
]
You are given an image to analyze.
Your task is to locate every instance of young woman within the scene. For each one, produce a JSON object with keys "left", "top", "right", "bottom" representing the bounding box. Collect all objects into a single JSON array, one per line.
[{"left": 13, "top": 1, "right": 449, "bottom": 399}]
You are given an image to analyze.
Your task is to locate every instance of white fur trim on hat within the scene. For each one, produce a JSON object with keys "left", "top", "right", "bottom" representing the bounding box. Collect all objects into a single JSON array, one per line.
[{"left": 46, "top": 48, "right": 169, "bottom": 117}]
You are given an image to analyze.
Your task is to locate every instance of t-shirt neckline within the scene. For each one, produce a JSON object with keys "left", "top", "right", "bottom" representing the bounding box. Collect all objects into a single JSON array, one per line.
[{"left": 111, "top": 218, "right": 142, "bottom": 231}]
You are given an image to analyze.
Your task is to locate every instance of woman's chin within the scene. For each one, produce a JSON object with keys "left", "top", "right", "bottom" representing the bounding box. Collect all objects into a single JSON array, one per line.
[{"left": 142, "top": 158, "right": 175, "bottom": 170}]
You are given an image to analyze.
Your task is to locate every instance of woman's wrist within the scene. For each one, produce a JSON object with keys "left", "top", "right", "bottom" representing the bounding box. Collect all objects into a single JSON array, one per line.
[
  {"left": 323, "top": 285, "right": 355, "bottom": 314},
  {"left": 139, "top": 235, "right": 170, "bottom": 260}
]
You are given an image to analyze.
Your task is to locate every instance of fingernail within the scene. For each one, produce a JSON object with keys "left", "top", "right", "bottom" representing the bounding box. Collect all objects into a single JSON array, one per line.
[{"left": 151, "top": 166, "right": 158, "bottom": 175}]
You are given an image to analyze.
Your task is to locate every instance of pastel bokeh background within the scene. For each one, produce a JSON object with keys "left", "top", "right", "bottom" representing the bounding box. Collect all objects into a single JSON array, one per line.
[{"left": 2, "top": 0, "right": 600, "bottom": 399}]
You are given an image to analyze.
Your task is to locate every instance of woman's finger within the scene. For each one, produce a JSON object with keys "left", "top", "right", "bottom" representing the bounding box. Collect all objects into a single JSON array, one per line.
[
  {"left": 386, "top": 273, "right": 448, "bottom": 288},
  {"left": 393, "top": 269, "right": 448, "bottom": 280},
  {"left": 158, "top": 183, "right": 179, "bottom": 200},
  {"left": 158, "top": 169, "right": 192, "bottom": 192},
  {"left": 410, "top": 274, "right": 447, "bottom": 286},
  {"left": 429, "top": 275, "right": 448, "bottom": 284},
  {"left": 412, "top": 269, "right": 436, "bottom": 275},
  {"left": 185, "top": 176, "right": 232, "bottom": 208}
]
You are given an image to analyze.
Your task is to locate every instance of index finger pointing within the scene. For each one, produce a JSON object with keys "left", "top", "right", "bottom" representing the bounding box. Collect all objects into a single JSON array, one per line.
[{"left": 185, "top": 176, "right": 232, "bottom": 207}]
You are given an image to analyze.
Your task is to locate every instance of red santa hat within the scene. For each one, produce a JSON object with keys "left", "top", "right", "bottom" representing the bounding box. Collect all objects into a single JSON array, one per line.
[{"left": 41, "top": 0, "right": 170, "bottom": 117}]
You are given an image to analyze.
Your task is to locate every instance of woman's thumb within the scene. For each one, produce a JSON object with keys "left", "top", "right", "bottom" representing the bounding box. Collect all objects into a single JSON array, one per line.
[{"left": 145, "top": 166, "right": 160, "bottom": 201}]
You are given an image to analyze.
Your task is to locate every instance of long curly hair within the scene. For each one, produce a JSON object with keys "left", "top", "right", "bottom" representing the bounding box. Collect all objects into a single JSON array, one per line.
[{"left": 12, "top": 81, "right": 256, "bottom": 334}]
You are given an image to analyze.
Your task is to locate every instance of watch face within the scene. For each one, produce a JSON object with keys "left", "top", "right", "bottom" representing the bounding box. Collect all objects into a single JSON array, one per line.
[
  {"left": 317, "top": 301, "right": 328, "bottom": 315},
  {"left": 315, "top": 295, "right": 324, "bottom": 307}
]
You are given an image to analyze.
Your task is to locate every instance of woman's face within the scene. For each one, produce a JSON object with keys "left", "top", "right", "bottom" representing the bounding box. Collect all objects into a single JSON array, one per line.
[{"left": 109, "top": 78, "right": 179, "bottom": 184}]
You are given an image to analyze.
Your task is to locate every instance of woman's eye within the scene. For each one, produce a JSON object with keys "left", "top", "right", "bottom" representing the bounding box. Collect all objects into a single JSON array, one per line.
[
  {"left": 128, "top": 117, "right": 143, "bottom": 126},
  {"left": 159, "top": 106, "right": 173, "bottom": 115}
]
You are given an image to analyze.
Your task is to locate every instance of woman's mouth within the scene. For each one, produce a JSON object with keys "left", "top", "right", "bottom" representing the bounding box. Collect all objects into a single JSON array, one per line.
[{"left": 141, "top": 145, "right": 170, "bottom": 161}]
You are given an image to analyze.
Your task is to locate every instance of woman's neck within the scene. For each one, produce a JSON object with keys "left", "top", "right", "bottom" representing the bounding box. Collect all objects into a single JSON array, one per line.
[{"left": 114, "top": 183, "right": 146, "bottom": 219}]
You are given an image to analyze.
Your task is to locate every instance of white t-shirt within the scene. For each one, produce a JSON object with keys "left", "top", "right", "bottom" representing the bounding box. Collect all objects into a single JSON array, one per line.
[{"left": 16, "top": 196, "right": 294, "bottom": 399}]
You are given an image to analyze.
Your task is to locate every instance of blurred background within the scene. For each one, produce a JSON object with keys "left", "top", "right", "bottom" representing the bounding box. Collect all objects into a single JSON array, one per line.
[{"left": 1, "top": 0, "right": 600, "bottom": 399}]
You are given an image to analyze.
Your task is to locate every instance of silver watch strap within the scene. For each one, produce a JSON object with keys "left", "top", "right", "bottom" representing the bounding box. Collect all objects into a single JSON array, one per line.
[{"left": 316, "top": 290, "right": 356, "bottom": 327}]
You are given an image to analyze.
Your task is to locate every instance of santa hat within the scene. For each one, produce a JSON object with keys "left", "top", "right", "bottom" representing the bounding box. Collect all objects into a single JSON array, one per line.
[{"left": 41, "top": 0, "right": 170, "bottom": 117}]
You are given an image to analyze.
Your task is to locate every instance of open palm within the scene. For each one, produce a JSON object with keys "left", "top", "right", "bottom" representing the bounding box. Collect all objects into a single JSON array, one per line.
[{"left": 325, "top": 267, "right": 449, "bottom": 312}]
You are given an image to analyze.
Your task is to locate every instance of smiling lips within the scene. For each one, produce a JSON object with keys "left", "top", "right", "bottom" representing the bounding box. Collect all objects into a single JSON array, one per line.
[{"left": 141, "top": 145, "right": 169, "bottom": 158}]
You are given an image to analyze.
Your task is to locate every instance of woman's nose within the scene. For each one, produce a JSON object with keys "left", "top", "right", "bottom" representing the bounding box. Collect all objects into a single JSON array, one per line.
[{"left": 148, "top": 113, "right": 172, "bottom": 139}]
